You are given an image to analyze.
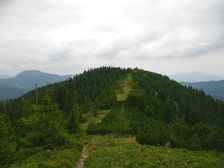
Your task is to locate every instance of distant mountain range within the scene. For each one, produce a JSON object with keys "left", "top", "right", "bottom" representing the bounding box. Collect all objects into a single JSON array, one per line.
[
  {"left": 182, "top": 80, "right": 224, "bottom": 100},
  {"left": 169, "top": 71, "right": 224, "bottom": 100},
  {"left": 170, "top": 71, "right": 222, "bottom": 82},
  {"left": 0, "top": 70, "right": 72, "bottom": 100},
  {"left": 0, "top": 75, "right": 13, "bottom": 78}
]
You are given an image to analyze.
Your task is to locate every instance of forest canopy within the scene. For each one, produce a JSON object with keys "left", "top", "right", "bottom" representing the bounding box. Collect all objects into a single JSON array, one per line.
[{"left": 1, "top": 67, "right": 224, "bottom": 167}]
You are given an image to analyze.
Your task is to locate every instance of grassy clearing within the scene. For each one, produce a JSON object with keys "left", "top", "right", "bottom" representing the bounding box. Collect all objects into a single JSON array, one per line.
[
  {"left": 85, "top": 135, "right": 224, "bottom": 168},
  {"left": 87, "top": 104, "right": 132, "bottom": 135},
  {"left": 116, "top": 74, "right": 132, "bottom": 101},
  {"left": 80, "top": 110, "right": 110, "bottom": 131}
]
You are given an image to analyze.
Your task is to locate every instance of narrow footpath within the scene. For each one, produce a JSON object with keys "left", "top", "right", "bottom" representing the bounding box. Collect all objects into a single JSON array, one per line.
[{"left": 75, "top": 144, "right": 89, "bottom": 168}]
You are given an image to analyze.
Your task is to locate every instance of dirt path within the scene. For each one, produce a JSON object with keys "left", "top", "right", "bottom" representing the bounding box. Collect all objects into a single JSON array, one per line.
[
  {"left": 75, "top": 144, "right": 89, "bottom": 168},
  {"left": 76, "top": 109, "right": 109, "bottom": 168}
]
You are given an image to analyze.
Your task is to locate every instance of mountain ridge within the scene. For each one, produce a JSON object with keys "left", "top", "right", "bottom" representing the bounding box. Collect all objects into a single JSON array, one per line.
[
  {"left": 0, "top": 70, "right": 71, "bottom": 100},
  {"left": 182, "top": 80, "right": 224, "bottom": 100},
  {"left": 1, "top": 67, "right": 224, "bottom": 167}
]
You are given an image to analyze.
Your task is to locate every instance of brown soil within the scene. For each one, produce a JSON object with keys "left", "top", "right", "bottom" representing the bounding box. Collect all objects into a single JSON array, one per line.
[{"left": 75, "top": 144, "right": 89, "bottom": 168}]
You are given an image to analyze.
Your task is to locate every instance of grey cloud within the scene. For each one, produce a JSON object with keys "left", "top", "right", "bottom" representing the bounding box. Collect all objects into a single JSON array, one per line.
[
  {"left": 46, "top": 49, "right": 73, "bottom": 63},
  {"left": 95, "top": 31, "right": 166, "bottom": 59},
  {"left": 0, "top": 0, "right": 224, "bottom": 76}
]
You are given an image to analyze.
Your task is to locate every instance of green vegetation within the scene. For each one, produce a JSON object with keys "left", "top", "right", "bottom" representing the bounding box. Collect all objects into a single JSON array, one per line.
[
  {"left": 87, "top": 104, "right": 131, "bottom": 135},
  {"left": 87, "top": 68, "right": 224, "bottom": 151},
  {"left": 125, "top": 70, "right": 224, "bottom": 150},
  {"left": 0, "top": 67, "right": 130, "bottom": 167},
  {"left": 85, "top": 135, "right": 224, "bottom": 168},
  {"left": 80, "top": 109, "right": 110, "bottom": 131},
  {"left": 0, "top": 67, "right": 224, "bottom": 167},
  {"left": 87, "top": 73, "right": 132, "bottom": 135},
  {"left": 116, "top": 74, "right": 132, "bottom": 101},
  {"left": 10, "top": 148, "right": 81, "bottom": 168}
]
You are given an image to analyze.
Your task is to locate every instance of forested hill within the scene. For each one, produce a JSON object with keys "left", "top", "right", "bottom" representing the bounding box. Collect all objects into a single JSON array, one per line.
[{"left": 1, "top": 67, "right": 224, "bottom": 167}]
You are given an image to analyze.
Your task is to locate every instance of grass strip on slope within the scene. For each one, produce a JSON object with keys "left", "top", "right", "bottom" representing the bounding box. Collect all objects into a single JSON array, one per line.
[
  {"left": 87, "top": 74, "right": 133, "bottom": 135},
  {"left": 80, "top": 110, "right": 110, "bottom": 131},
  {"left": 116, "top": 74, "right": 132, "bottom": 102},
  {"left": 85, "top": 135, "right": 224, "bottom": 168}
]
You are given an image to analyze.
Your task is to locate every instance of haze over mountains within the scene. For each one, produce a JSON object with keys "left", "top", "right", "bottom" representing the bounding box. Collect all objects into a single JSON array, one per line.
[
  {"left": 0, "top": 70, "right": 71, "bottom": 100},
  {"left": 182, "top": 80, "right": 224, "bottom": 100},
  {"left": 170, "top": 71, "right": 223, "bottom": 83},
  {"left": 170, "top": 71, "right": 224, "bottom": 100},
  {"left": 0, "top": 75, "right": 13, "bottom": 79}
]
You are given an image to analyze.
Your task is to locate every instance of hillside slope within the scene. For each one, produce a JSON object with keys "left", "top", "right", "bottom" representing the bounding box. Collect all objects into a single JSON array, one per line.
[
  {"left": 1, "top": 67, "right": 224, "bottom": 168},
  {"left": 88, "top": 69, "right": 224, "bottom": 150}
]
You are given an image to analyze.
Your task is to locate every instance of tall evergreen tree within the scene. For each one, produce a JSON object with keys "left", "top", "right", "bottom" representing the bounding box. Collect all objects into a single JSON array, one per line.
[{"left": 67, "top": 102, "right": 79, "bottom": 133}]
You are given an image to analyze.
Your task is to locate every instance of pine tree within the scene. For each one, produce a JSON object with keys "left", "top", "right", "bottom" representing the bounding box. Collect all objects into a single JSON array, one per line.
[
  {"left": 0, "top": 113, "right": 16, "bottom": 167},
  {"left": 67, "top": 102, "right": 79, "bottom": 133}
]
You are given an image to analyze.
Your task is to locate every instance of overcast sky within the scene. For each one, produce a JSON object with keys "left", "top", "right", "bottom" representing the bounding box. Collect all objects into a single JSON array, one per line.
[{"left": 0, "top": 0, "right": 224, "bottom": 76}]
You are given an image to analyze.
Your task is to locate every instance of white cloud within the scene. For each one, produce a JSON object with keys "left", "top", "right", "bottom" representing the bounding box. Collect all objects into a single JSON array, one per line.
[{"left": 0, "top": 0, "right": 223, "bottom": 76}]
